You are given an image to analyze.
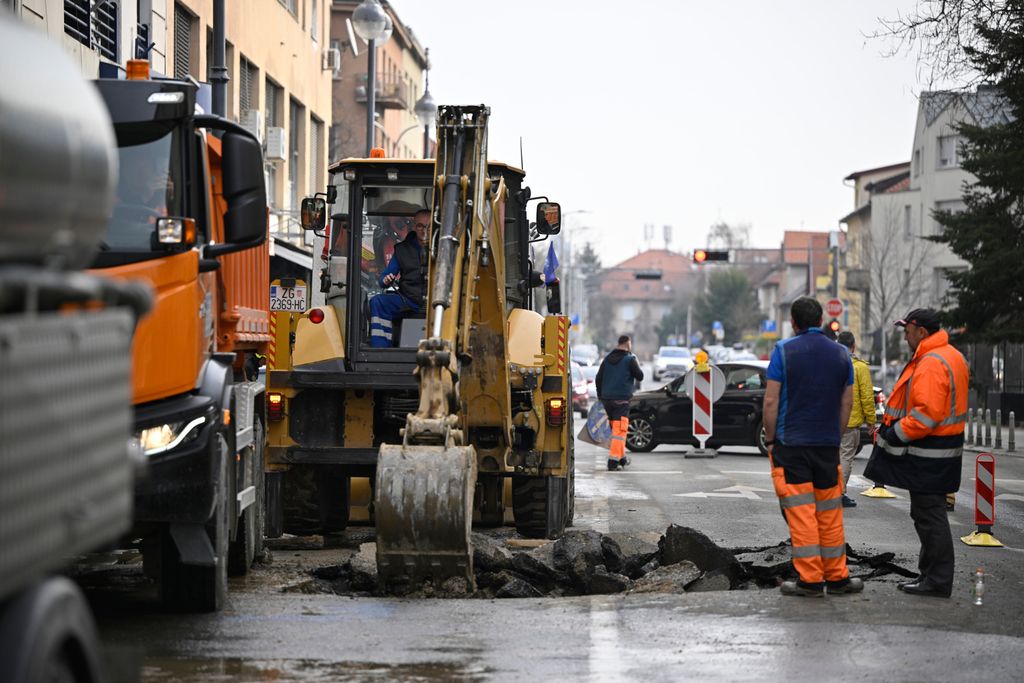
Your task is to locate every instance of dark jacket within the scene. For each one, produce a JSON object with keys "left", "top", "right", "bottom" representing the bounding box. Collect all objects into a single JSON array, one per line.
[
  {"left": 596, "top": 349, "right": 644, "bottom": 400},
  {"left": 391, "top": 232, "right": 426, "bottom": 304}
]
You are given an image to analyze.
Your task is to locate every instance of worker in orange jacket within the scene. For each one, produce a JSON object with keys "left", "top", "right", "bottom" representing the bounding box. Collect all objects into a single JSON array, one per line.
[{"left": 864, "top": 308, "right": 969, "bottom": 598}]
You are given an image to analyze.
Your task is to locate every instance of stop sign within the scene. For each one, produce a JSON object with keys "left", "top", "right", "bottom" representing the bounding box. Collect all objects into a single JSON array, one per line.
[{"left": 825, "top": 298, "right": 844, "bottom": 318}]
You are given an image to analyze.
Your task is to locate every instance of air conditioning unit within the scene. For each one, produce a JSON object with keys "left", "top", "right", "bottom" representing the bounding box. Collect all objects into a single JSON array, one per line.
[
  {"left": 322, "top": 47, "right": 341, "bottom": 73},
  {"left": 265, "top": 126, "right": 286, "bottom": 163},
  {"left": 240, "top": 109, "right": 263, "bottom": 144}
]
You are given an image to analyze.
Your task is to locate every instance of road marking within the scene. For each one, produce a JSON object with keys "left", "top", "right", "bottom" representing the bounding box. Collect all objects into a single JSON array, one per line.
[
  {"left": 720, "top": 469, "right": 770, "bottom": 476},
  {"left": 996, "top": 493, "right": 1024, "bottom": 502},
  {"left": 674, "top": 485, "right": 773, "bottom": 500},
  {"left": 615, "top": 470, "right": 684, "bottom": 474},
  {"left": 588, "top": 599, "right": 626, "bottom": 681}
]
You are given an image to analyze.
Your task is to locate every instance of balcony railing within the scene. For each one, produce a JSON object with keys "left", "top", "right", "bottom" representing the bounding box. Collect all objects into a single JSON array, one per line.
[{"left": 354, "top": 75, "right": 410, "bottom": 111}]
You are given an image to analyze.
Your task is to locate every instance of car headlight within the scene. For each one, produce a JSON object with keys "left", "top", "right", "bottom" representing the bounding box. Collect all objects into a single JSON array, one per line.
[{"left": 135, "top": 416, "right": 206, "bottom": 456}]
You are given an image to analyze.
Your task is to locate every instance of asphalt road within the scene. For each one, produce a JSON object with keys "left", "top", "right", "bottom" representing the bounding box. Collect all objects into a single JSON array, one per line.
[{"left": 90, "top": 364, "right": 1024, "bottom": 682}]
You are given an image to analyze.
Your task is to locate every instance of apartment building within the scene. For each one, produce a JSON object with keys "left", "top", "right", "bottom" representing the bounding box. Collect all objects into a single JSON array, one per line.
[
  {"left": 329, "top": 1, "right": 430, "bottom": 161},
  {"left": 841, "top": 86, "right": 1012, "bottom": 359}
]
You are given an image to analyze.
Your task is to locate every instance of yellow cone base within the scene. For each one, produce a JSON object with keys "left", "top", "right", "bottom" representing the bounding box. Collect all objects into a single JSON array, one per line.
[
  {"left": 861, "top": 486, "right": 897, "bottom": 498},
  {"left": 960, "top": 531, "right": 1004, "bottom": 547}
]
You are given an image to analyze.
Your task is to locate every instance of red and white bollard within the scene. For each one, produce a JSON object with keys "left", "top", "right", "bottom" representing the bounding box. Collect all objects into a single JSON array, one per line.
[{"left": 961, "top": 453, "right": 1004, "bottom": 547}]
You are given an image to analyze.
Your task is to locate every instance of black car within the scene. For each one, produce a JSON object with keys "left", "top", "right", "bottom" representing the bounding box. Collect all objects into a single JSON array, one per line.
[{"left": 627, "top": 361, "right": 771, "bottom": 455}]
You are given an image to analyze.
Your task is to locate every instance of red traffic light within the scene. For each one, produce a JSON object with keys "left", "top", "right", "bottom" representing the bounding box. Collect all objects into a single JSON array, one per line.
[
  {"left": 693, "top": 249, "right": 729, "bottom": 263},
  {"left": 828, "top": 319, "right": 841, "bottom": 333}
]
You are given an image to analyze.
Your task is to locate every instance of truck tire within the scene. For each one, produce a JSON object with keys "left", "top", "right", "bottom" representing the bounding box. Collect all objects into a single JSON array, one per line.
[
  {"left": 229, "top": 417, "right": 265, "bottom": 575},
  {"left": 0, "top": 577, "right": 103, "bottom": 683},
  {"left": 512, "top": 474, "right": 568, "bottom": 540},
  {"left": 159, "top": 428, "right": 229, "bottom": 612},
  {"left": 282, "top": 465, "right": 350, "bottom": 536}
]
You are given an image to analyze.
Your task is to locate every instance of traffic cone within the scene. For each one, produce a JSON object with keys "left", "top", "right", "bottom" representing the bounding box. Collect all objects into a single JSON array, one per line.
[{"left": 861, "top": 483, "right": 896, "bottom": 498}]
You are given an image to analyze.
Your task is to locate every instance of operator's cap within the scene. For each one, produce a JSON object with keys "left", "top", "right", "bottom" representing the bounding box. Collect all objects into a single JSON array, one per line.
[{"left": 894, "top": 308, "right": 941, "bottom": 333}]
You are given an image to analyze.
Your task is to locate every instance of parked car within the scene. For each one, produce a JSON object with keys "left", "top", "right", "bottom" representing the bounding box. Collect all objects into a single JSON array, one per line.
[
  {"left": 652, "top": 346, "right": 694, "bottom": 381},
  {"left": 580, "top": 364, "right": 599, "bottom": 400},
  {"left": 571, "top": 362, "right": 589, "bottom": 417},
  {"left": 628, "top": 361, "right": 771, "bottom": 454},
  {"left": 572, "top": 343, "right": 600, "bottom": 367}
]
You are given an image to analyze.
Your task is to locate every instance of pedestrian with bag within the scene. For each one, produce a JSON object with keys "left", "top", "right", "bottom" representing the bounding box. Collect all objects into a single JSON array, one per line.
[
  {"left": 763, "top": 297, "right": 861, "bottom": 597},
  {"left": 595, "top": 335, "right": 644, "bottom": 471},
  {"left": 836, "top": 331, "right": 876, "bottom": 508},
  {"left": 863, "top": 309, "right": 969, "bottom": 598}
]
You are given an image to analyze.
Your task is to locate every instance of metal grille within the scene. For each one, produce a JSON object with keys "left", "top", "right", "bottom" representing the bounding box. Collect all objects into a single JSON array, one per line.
[
  {"left": 239, "top": 57, "right": 257, "bottom": 113},
  {"left": 310, "top": 117, "right": 323, "bottom": 194},
  {"left": 64, "top": 0, "right": 118, "bottom": 62},
  {"left": 173, "top": 3, "right": 193, "bottom": 80},
  {"left": 134, "top": 21, "right": 150, "bottom": 60},
  {"left": 265, "top": 79, "right": 280, "bottom": 128}
]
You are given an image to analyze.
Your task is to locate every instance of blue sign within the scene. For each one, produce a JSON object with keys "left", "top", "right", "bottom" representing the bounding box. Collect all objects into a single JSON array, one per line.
[
  {"left": 711, "top": 320, "right": 723, "bottom": 331},
  {"left": 761, "top": 319, "right": 778, "bottom": 333}
]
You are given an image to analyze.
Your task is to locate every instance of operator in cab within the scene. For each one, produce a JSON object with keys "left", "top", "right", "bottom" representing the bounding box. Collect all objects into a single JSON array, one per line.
[{"left": 369, "top": 208, "right": 429, "bottom": 347}]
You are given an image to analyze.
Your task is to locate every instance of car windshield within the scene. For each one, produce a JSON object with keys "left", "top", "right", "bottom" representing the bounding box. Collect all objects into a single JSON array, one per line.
[
  {"left": 660, "top": 348, "right": 690, "bottom": 357},
  {"left": 103, "top": 125, "right": 185, "bottom": 251}
]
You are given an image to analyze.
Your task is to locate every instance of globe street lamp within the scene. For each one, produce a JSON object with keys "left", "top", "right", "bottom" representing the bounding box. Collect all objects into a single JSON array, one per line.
[
  {"left": 414, "top": 90, "right": 436, "bottom": 159},
  {"left": 351, "top": 0, "right": 388, "bottom": 155}
]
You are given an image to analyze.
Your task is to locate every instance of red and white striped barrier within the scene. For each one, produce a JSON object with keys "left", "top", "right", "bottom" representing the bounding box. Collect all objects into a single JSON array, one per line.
[
  {"left": 961, "top": 452, "right": 1004, "bottom": 547},
  {"left": 692, "top": 368, "right": 712, "bottom": 449}
]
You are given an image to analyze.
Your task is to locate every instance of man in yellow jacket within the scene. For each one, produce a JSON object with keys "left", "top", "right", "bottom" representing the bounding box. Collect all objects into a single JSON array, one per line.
[
  {"left": 836, "top": 332, "right": 876, "bottom": 508},
  {"left": 864, "top": 309, "right": 969, "bottom": 598}
]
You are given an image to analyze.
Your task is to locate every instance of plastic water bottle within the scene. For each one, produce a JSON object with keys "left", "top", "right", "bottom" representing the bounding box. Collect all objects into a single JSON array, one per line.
[{"left": 972, "top": 567, "right": 985, "bottom": 606}]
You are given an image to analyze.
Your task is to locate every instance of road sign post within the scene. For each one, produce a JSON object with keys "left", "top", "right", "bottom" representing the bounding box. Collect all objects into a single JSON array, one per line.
[
  {"left": 825, "top": 298, "right": 844, "bottom": 318},
  {"left": 682, "top": 352, "right": 726, "bottom": 458}
]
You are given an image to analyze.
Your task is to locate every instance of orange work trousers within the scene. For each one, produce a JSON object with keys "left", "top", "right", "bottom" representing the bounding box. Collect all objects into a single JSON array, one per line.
[
  {"left": 609, "top": 417, "right": 629, "bottom": 460},
  {"left": 768, "top": 447, "right": 849, "bottom": 585}
]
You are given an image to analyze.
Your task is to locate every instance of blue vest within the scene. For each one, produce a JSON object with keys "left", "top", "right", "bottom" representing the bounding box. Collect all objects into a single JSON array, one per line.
[{"left": 767, "top": 328, "right": 853, "bottom": 447}]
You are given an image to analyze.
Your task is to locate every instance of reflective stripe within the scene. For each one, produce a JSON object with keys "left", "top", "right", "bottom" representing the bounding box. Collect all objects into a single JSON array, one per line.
[
  {"left": 820, "top": 544, "right": 846, "bottom": 559},
  {"left": 941, "top": 411, "right": 968, "bottom": 426},
  {"left": 910, "top": 408, "right": 938, "bottom": 429},
  {"left": 878, "top": 436, "right": 907, "bottom": 456},
  {"left": 370, "top": 316, "right": 392, "bottom": 330},
  {"left": 780, "top": 492, "right": 815, "bottom": 509},
  {"left": 370, "top": 328, "right": 391, "bottom": 338},
  {"left": 906, "top": 446, "right": 963, "bottom": 459},
  {"left": 884, "top": 406, "right": 906, "bottom": 418},
  {"left": 815, "top": 496, "right": 843, "bottom": 512},
  {"left": 792, "top": 544, "right": 821, "bottom": 558},
  {"left": 894, "top": 421, "right": 911, "bottom": 443}
]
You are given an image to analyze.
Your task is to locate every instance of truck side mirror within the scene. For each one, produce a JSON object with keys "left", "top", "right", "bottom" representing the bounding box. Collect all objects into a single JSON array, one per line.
[
  {"left": 301, "top": 197, "right": 326, "bottom": 231},
  {"left": 221, "top": 129, "right": 267, "bottom": 247},
  {"left": 536, "top": 202, "right": 561, "bottom": 235}
]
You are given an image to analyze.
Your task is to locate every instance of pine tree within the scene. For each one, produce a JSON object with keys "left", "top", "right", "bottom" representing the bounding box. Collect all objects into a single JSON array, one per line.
[{"left": 932, "top": 1, "right": 1024, "bottom": 342}]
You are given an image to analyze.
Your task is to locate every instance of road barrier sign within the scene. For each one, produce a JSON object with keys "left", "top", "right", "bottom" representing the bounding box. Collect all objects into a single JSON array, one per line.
[
  {"left": 961, "top": 453, "right": 1003, "bottom": 547},
  {"left": 682, "top": 357, "right": 725, "bottom": 457}
]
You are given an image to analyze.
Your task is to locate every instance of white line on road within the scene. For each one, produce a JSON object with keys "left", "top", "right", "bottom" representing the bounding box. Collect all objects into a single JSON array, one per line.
[
  {"left": 588, "top": 599, "right": 627, "bottom": 682},
  {"left": 720, "top": 470, "right": 770, "bottom": 476},
  {"left": 674, "top": 485, "right": 773, "bottom": 500}
]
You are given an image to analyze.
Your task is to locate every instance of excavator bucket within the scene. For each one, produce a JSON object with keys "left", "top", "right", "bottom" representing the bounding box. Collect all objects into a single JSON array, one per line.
[{"left": 375, "top": 443, "right": 477, "bottom": 592}]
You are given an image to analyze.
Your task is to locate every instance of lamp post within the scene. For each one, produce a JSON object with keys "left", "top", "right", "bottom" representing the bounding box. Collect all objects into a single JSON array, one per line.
[
  {"left": 414, "top": 48, "right": 436, "bottom": 158},
  {"left": 351, "top": 0, "right": 389, "bottom": 156}
]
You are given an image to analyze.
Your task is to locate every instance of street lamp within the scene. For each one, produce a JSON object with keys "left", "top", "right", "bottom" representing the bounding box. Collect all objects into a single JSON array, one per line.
[
  {"left": 414, "top": 48, "right": 436, "bottom": 158},
  {"left": 351, "top": 0, "right": 389, "bottom": 156}
]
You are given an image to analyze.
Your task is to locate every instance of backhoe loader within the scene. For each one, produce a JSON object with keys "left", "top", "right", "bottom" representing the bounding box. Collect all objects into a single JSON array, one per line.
[{"left": 265, "top": 105, "right": 574, "bottom": 590}]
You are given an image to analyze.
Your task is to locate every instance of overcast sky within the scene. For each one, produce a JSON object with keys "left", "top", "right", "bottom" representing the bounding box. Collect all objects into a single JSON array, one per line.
[{"left": 395, "top": 1, "right": 927, "bottom": 266}]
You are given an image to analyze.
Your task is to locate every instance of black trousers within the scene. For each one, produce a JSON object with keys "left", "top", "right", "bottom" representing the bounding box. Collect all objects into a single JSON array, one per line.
[{"left": 909, "top": 492, "right": 954, "bottom": 588}]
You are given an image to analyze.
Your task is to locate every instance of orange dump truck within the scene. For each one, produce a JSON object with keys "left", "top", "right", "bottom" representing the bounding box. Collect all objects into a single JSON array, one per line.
[{"left": 89, "top": 63, "right": 270, "bottom": 612}]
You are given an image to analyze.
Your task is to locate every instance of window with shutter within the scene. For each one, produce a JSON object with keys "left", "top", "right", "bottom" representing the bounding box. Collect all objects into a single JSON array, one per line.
[
  {"left": 64, "top": 0, "right": 118, "bottom": 62},
  {"left": 173, "top": 3, "right": 194, "bottom": 80},
  {"left": 310, "top": 117, "right": 323, "bottom": 194}
]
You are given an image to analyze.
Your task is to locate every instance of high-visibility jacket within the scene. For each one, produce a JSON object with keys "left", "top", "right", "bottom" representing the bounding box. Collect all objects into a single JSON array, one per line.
[
  {"left": 863, "top": 329, "right": 969, "bottom": 494},
  {"left": 847, "top": 355, "right": 877, "bottom": 428}
]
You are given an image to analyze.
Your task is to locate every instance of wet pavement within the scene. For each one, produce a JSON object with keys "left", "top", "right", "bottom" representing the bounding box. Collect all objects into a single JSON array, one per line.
[{"left": 86, "top": 370, "right": 1024, "bottom": 681}]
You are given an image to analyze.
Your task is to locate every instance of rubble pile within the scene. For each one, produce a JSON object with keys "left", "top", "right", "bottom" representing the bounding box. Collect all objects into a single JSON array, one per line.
[{"left": 292, "top": 524, "right": 909, "bottom": 598}]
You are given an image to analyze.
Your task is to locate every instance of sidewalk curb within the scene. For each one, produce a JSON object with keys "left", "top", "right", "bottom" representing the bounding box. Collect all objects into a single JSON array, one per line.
[{"left": 964, "top": 445, "right": 1023, "bottom": 459}]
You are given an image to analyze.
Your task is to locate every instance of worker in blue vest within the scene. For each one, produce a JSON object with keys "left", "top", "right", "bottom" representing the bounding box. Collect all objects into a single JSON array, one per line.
[
  {"left": 369, "top": 209, "right": 429, "bottom": 347},
  {"left": 596, "top": 335, "right": 644, "bottom": 471}
]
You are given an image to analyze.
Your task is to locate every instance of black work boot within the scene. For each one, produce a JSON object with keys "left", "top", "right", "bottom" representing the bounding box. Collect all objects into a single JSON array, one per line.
[{"left": 607, "top": 458, "right": 620, "bottom": 471}]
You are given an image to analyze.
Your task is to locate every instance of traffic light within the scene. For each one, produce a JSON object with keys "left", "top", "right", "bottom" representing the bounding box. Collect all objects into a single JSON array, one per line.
[
  {"left": 693, "top": 249, "right": 729, "bottom": 264},
  {"left": 828, "top": 319, "right": 841, "bottom": 334}
]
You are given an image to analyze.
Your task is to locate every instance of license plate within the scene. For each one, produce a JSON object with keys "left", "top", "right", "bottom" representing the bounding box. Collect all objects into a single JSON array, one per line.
[{"left": 270, "top": 285, "right": 307, "bottom": 312}]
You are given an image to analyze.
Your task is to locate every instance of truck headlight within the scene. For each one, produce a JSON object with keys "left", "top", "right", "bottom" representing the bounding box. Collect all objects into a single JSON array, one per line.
[{"left": 136, "top": 416, "right": 206, "bottom": 456}]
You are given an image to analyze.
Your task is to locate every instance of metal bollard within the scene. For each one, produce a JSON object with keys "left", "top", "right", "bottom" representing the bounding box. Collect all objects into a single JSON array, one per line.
[
  {"left": 975, "top": 409, "right": 983, "bottom": 446},
  {"left": 984, "top": 409, "right": 992, "bottom": 447},
  {"left": 967, "top": 409, "right": 974, "bottom": 444},
  {"left": 995, "top": 410, "right": 1003, "bottom": 449},
  {"left": 1009, "top": 412, "right": 1016, "bottom": 452}
]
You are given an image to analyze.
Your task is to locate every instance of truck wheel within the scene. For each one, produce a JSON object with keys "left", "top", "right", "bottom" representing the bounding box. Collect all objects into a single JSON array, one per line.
[
  {"left": 229, "top": 417, "right": 264, "bottom": 575},
  {"left": 512, "top": 474, "right": 567, "bottom": 540},
  {"left": 0, "top": 577, "right": 103, "bottom": 683},
  {"left": 159, "top": 429, "right": 229, "bottom": 612}
]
